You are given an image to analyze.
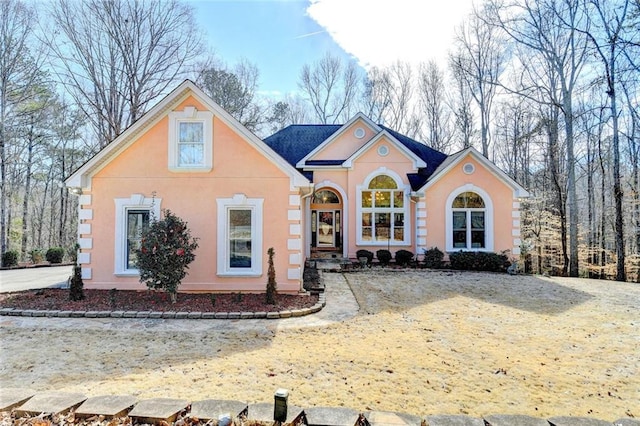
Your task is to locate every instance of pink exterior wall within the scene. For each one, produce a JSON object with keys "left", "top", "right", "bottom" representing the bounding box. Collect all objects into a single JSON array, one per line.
[
  {"left": 81, "top": 96, "right": 303, "bottom": 293},
  {"left": 312, "top": 133, "right": 419, "bottom": 259},
  {"left": 424, "top": 153, "right": 518, "bottom": 257},
  {"left": 313, "top": 123, "right": 377, "bottom": 160}
]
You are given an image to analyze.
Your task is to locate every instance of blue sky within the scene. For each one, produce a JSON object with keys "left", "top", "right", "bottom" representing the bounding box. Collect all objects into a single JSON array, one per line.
[
  {"left": 189, "top": 0, "right": 475, "bottom": 96},
  {"left": 189, "top": 0, "right": 350, "bottom": 95}
]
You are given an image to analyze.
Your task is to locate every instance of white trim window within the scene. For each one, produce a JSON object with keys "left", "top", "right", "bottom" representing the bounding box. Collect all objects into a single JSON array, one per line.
[
  {"left": 217, "top": 194, "right": 263, "bottom": 276},
  {"left": 168, "top": 107, "right": 213, "bottom": 172},
  {"left": 114, "top": 195, "right": 161, "bottom": 276},
  {"left": 356, "top": 172, "right": 410, "bottom": 246},
  {"left": 445, "top": 187, "right": 494, "bottom": 251}
]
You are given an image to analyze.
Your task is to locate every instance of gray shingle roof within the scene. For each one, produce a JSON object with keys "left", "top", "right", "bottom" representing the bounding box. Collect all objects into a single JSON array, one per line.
[{"left": 263, "top": 123, "right": 449, "bottom": 190}]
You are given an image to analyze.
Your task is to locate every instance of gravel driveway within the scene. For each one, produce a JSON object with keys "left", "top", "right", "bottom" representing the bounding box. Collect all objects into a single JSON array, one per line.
[{"left": 0, "top": 269, "right": 637, "bottom": 419}]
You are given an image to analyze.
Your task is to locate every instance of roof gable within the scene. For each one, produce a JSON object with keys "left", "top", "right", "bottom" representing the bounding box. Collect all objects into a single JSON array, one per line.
[
  {"left": 419, "top": 147, "right": 529, "bottom": 197},
  {"left": 66, "top": 80, "right": 310, "bottom": 189},
  {"left": 342, "top": 130, "right": 426, "bottom": 170},
  {"left": 295, "top": 113, "right": 380, "bottom": 167}
]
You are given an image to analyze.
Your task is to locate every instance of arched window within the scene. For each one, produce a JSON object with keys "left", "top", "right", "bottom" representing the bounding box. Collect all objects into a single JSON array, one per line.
[
  {"left": 452, "top": 191, "right": 486, "bottom": 249},
  {"left": 312, "top": 189, "right": 340, "bottom": 204},
  {"left": 359, "top": 173, "right": 407, "bottom": 244}
]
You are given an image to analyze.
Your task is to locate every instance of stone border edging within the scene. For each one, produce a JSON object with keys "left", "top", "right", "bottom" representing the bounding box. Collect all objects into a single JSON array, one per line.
[{"left": 0, "top": 293, "right": 326, "bottom": 320}]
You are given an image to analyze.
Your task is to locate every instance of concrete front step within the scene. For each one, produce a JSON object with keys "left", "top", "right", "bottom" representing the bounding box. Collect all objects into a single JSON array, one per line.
[
  {"left": 14, "top": 392, "right": 86, "bottom": 417},
  {"left": 74, "top": 395, "right": 137, "bottom": 419},
  {"left": 127, "top": 397, "right": 190, "bottom": 424},
  {"left": 425, "top": 415, "right": 485, "bottom": 426},
  {"left": 0, "top": 388, "right": 36, "bottom": 411},
  {"left": 190, "top": 399, "right": 248, "bottom": 421}
]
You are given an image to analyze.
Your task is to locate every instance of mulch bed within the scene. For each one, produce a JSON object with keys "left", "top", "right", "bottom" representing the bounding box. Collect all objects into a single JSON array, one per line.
[{"left": 0, "top": 288, "right": 318, "bottom": 313}]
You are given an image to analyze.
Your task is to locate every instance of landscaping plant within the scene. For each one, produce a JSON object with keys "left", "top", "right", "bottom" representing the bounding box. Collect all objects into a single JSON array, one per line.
[
  {"left": 423, "top": 247, "right": 444, "bottom": 269},
  {"left": 376, "top": 249, "right": 392, "bottom": 266},
  {"left": 69, "top": 265, "right": 85, "bottom": 301},
  {"left": 1, "top": 250, "right": 18, "bottom": 267},
  {"left": 266, "top": 247, "right": 277, "bottom": 304},
  {"left": 135, "top": 209, "right": 199, "bottom": 303},
  {"left": 395, "top": 249, "right": 414, "bottom": 266},
  {"left": 46, "top": 247, "right": 65, "bottom": 264}
]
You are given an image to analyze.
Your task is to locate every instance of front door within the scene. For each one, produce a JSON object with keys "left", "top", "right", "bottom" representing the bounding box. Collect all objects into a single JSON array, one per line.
[{"left": 317, "top": 211, "right": 335, "bottom": 247}]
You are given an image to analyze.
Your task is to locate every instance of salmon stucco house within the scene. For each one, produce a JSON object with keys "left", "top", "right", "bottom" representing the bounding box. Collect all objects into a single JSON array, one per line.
[{"left": 65, "top": 80, "right": 529, "bottom": 293}]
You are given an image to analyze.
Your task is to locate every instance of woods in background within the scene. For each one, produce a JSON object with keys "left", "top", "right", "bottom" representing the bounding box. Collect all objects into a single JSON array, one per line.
[{"left": 1, "top": 0, "right": 638, "bottom": 281}]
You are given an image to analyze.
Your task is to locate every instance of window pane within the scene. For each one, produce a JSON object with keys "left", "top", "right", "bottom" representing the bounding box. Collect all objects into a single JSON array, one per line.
[
  {"left": 179, "top": 122, "right": 203, "bottom": 143},
  {"left": 362, "top": 191, "right": 372, "bottom": 208},
  {"left": 375, "top": 213, "right": 390, "bottom": 240},
  {"left": 229, "top": 209, "right": 252, "bottom": 268},
  {"left": 362, "top": 227, "right": 372, "bottom": 241},
  {"left": 179, "top": 143, "right": 204, "bottom": 166},
  {"left": 313, "top": 189, "right": 339, "bottom": 204},
  {"left": 362, "top": 212, "right": 372, "bottom": 227},
  {"left": 453, "top": 211, "right": 466, "bottom": 230},
  {"left": 126, "top": 210, "right": 149, "bottom": 269},
  {"left": 369, "top": 175, "right": 397, "bottom": 189},
  {"left": 453, "top": 231, "right": 467, "bottom": 248},
  {"left": 471, "top": 231, "right": 485, "bottom": 248},
  {"left": 471, "top": 212, "right": 485, "bottom": 229},
  {"left": 394, "top": 191, "right": 404, "bottom": 208},
  {"left": 375, "top": 191, "right": 391, "bottom": 208},
  {"left": 393, "top": 218, "right": 404, "bottom": 241},
  {"left": 453, "top": 191, "right": 485, "bottom": 208}
]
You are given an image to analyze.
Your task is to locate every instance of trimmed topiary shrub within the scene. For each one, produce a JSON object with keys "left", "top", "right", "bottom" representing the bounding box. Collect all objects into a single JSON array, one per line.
[
  {"left": 448, "top": 251, "right": 510, "bottom": 272},
  {"left": 395, "top": 249, "right": 414, "bottom": 266},
  {"left": 356, "top": 249, "right": 374, "bottom": 265},
  {"left": 2, "top": 250, "right": 18, "bottom": 267},
  {"left": 266, "top": 247, "right": 277, "bottom": 304},
  {"left": 423, "top": 247, "right": 444, "bottom": 269},
  {"left": 46, "top": 247, "right": 65, "bottom": 264},
  {"left": 376, "top": 249, "right": 392, "bottom": 266},
  {"left": 69, "top": 265, "right": 85, "bottom": 301}
]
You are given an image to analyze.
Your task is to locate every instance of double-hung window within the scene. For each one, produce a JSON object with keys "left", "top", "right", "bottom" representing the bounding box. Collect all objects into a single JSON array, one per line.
[
  {"left": 358, "top": 174, "right": 409, "bottom": 245},
  {"left": 114, "top": 195, "right": 161, "bottom": 275},
  {"left": 217, "top": 195, "right": 263, "bottom": 276},
  {"left": 168, "top": 107, "right": 213, "bottom": 172},
  {"left": 451, "top": 191, "right": 486, "bottom": 249}
]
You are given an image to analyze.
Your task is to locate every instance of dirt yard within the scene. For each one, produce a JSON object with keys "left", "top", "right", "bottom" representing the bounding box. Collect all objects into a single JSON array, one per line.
[{"left": 0, "top": 270, "right": 638, "bottom": 420}]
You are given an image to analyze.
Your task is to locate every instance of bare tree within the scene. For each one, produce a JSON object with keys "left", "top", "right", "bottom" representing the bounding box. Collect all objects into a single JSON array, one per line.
[
  {"left": 488, "top": 0, "right": 589, "bottom": 277},
  {"left": 361, "top": 66, "right": 393, "bottom": 124},
  {"left": 266, "top": 95, "right": 311, "bottom": 134},
  {"left": 196, "top": 58, "right": 265, "bottom": 133},
  {"left": 450, "top": 3, "right": 506, "bottom": 157},
  {"left": 581, "top": 0, "right": 639, "bottom": 281},
  {"left": 0, "top": 0, "right": 42, "bottom": 256},
  {"left": 46, "top": 0, "right": 203, "bottom": 148},
  {"left": 418, "top": 60, "right": 453, "bottom": 152},
  {"left": 298, "top": 52, "right": 360, "bottom": 124},
  {"left": 448, "top": 60, "right": 476, "bottom": 150}
]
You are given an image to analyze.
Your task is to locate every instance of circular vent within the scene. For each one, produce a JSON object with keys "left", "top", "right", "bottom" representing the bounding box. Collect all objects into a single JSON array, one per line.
[
  {"left": 463, "top": 162, "right": 475, "bottom": 174},
  {"left": 377, "top": 145, "right": 389, "bottom": 156},
  {"left": 354, "top": 127, "right": 366, "bottom": 139}
]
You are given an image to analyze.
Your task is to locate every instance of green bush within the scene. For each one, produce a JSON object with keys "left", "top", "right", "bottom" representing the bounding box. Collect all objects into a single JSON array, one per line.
[
  {"left": 395, "top": 249, "right": 414, "bottom": 266},
  {"left": 2, "top": 250, "right": 18, "bottom": 267},
  {"left": 448, "top": 251, "right": 510, "bottom": 272},
  {"left": 46, "top": 247, "right": 65, "bottom": 264},
  {"left": 266, "top": 247, "right": 277, "bottom": 304},
  {"left": 356, "top": 249, "right": 374, "bottom": 265},
  {"left": 376, "top": 249, "right": 392, "bottom": 266},
  {"left": 135, "top": 209, "right": 199, "bottom": 303},
  {"left": 69, "top": 265, "right": 85, "bottom": 301},
  {"left": 29, "top": 249, "right": 44, "bottom": 264},
  {"left": 423, "top": 247, "right": 444, "bottom": 269}
]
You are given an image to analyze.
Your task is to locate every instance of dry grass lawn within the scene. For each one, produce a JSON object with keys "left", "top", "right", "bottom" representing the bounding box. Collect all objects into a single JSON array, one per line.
[{"left": 0, "top": 270, "right": 638, "bottom": 420}]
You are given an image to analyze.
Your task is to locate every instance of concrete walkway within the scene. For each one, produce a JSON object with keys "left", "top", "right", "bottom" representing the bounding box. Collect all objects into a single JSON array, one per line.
[{"left": 0, "top": 265, "right": 73, "bottom": 293}]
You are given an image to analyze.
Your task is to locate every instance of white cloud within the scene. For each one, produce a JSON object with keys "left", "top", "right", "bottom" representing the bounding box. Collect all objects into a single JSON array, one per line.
[{"left": 306, "top": 0, "right": 475, "bottom": 70}]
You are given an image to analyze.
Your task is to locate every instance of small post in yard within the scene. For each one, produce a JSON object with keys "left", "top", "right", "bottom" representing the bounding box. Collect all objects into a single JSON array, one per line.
[{"left": 274, "top": 388, "right": 288, "bottom": 425}]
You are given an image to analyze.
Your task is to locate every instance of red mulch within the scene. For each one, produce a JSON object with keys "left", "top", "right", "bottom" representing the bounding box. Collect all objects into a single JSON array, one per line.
[{"left": 0, "top": 288, "right": 318, "bottom": 313}]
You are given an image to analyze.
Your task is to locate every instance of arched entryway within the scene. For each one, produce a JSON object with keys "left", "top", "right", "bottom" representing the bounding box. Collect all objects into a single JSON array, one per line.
[{"left": 310, "top": 188, "right": 343, "bottom": 253}]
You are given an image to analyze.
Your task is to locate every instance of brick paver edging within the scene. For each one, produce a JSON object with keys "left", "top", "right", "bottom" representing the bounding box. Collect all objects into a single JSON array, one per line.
[{"left": 0, "top": 294, "right": 326, "bottom": 320}]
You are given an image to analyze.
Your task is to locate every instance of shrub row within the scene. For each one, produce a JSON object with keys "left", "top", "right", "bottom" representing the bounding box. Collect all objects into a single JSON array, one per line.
[
  {"left": 1, "top": 246, "right": 68, "bottom": 267},
  {"left": 354, "top": 247, "right": 511, "bottom": 273},
  {"left": 356, "top": 249, "right": 415, "bottom": 266}
]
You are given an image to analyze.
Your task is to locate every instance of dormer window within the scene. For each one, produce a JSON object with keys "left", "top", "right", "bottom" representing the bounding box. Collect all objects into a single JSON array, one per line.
[{"left": 168, "top": 107, "right": 213, "bottom": 172}]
